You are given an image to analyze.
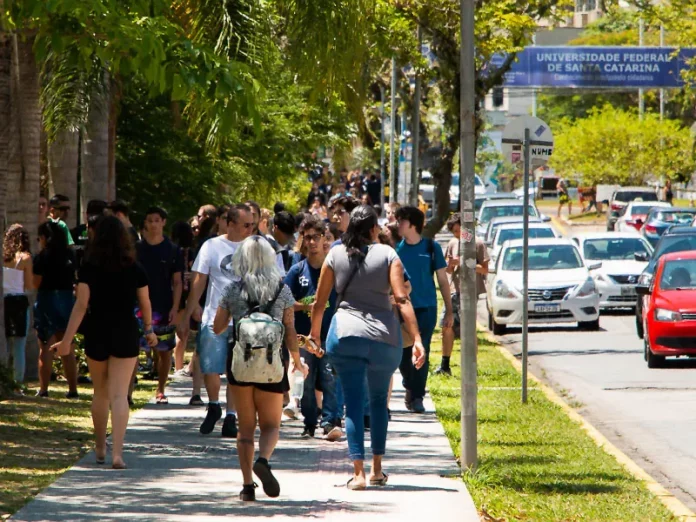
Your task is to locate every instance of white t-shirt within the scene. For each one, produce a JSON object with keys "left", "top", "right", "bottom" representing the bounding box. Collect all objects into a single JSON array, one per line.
[{"left": 192, "top": 236, "right": 241, "bottom": 325}]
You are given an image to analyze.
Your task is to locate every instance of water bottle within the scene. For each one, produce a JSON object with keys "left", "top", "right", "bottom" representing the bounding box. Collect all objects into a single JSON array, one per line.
[{"left": 291, "top": 357, "right": 305, "bottom": 403}]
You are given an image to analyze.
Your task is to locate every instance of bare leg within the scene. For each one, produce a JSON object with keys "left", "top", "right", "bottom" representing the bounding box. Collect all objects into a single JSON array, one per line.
[
  {"left": 191, "top": 353, "right": 203, "bottom": 397},
  {"left": 38, "top": 337, "right": 53, "bottom": 393},
  {"left": 174, "top": 311, "right": 188, "bottom": 371},
  {"left": 255, "top": 389, "right": 283, "bottom": 461},
  {"left": 128, "top": 363, "right": 138, "bottom": 401},
  {"left": 204, "top": 373, "right": 221, "bottom": 402},
  {"left": 108, "top": 356, "right": 138, "bottom": 467},
  {"left": 387, "top": 375, "right": 393, "bottom": 405},
  {"left": 232, "top": 385, "right": 257, "bottom": 485},
  {"left": 157, "top": 350, "right": 172, "bottom": 396},
  {"left": 58, "top": 333, "right": 79, "bottom": 394},
  {"left": 370, "top": 455, "right": 383, "bottom": 481},
  {"left": 568, "top": 202, "right": 573, "bottom": 215},
  {"left": 226, "top": 381, "right": 235, "bottom": 412},
  {"left": 87, "top": 357, "right": 109, "bottom": 459}
]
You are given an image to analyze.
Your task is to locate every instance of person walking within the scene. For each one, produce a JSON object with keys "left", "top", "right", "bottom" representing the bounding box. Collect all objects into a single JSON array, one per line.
[
  {"left": 309, "top": 205, "right": 425, "bottom": 490},
  {"left": 557, "top": 177, "right": 572, "bottom": 217},
  {"left": 52, "top": 216, "right": 158, "bottom": 469},
  {"left": 284, "top": 217, "right": 342, "bottom": 440},
  {"left": 3, "top": 225, "right": 33, "bottom": 383},
  {"left": 395, "top": 206, "right": 453, "bottom": 413},
  {"left": 213, "top": 236, "right": 309, "bottom": 501},
  {"left": 33, "top": 221, "right": 79, "bottom": 398},
  {"left": 136, "top": 207, "right": 184, "bottom": 405}
]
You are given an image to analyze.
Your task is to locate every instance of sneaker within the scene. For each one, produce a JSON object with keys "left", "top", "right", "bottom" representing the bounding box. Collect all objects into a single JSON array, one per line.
[
  {"left": 222, "top": 414, "right": 238, "bottom": 438},
  {"left": 324, "top": 425, "right": 342, "bottom": 442},
  {"left": 253, "top": 458, "right": 280, "bottom": 498},
  {"left": 173, "top": 368, "right": 192, "bottom": 378},
  {"left": 36, "top": 390, "right": 48, "bottom": 398},
  {"left": 411, "top": 397, "right": 425, "bottom": 414},
  {"left": 65, "top": 391, "right": 79, "bottom": 399},
  {"left": 404, "top": 389, "right": 413, "bottom": 411},
  {"left": 240, "top": 483, "right": 257, "bottom": 502},
  {"left": 364, "top": 415, "right": 371, "bottom": 431},
  {"left": 200, "top": 403, "right": 222, "bottom": 434},
  {"left": 301, "top": 426, "right": 315, "bottom": 439},
  {"left": 189, "top": 394, "right": 205, "bottom": 406},
  {"left": 434, "top": 366, "right": 452, "bottom": 377}
]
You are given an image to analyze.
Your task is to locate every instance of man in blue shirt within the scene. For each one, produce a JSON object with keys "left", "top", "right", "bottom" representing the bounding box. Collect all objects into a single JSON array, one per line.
[
  {"left": 284, "top": 217, "right": 342, "bottom": 440},
  {"left": 396, "top": 206, "right": 453, "bottom": 413}
]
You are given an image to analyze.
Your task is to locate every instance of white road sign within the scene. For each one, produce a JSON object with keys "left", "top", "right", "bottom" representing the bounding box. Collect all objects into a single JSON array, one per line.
[{"left": 502, "top": 116, "right": 554, "bottom": 167}]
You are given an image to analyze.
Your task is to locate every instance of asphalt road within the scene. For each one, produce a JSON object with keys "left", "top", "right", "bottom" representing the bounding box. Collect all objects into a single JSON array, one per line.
[{"left": 474, "top": 222, "right": 696, "bottom": 511}]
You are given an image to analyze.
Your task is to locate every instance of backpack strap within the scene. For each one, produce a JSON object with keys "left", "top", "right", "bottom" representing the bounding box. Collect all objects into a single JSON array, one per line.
[{"left": 263, "top": 283, "right": 285, "bottom": 314}]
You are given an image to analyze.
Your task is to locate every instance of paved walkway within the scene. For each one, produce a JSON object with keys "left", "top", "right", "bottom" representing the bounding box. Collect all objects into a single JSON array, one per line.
[{"left": 11, "top": 376, "right": 479, "bottom": 521}]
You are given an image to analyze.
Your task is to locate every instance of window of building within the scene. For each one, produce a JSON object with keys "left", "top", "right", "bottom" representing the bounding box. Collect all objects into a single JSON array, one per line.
[{"left": 492, "top": 87, "right": 504, "bottom": 108}]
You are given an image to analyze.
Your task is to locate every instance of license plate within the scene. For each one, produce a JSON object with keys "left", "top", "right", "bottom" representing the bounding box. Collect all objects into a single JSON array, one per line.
[
  {"left": 621, "top": 286, "right": 637, "bottom": 296},
  {"left": 534, "top": 304, "right": 560, "bottom": 313}
]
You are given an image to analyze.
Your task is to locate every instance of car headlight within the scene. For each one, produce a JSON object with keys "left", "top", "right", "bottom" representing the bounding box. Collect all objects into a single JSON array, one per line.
[
  {"left": 495, "top": 280, "right": 517, "bottom": 299},
  {"left": 655, "top": 308, "right": 682, "bottom": 322},
  {"left": 639, "top": 272, "right": 653, "bottom": 286},
  {"left": 574, "top": 277, "right": 597, "bottom": 297}
]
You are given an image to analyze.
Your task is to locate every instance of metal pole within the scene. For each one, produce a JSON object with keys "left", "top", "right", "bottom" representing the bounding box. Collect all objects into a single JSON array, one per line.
[
  {"left": 660, "top": 24, "right": 665, "bottom": 121},
  {"left": 639, "top": 18, "right": 644, "bottom": 120},
  {"left": 531, "top": 33, "right": 537, "bottom": 118},
  {"left": 410, "top": 26, "right": 422, "bottom": 206},
  {"left": 459, "top": 0, "right": 477, "bottom": 471},
  {"left": 522, "top": 128, "right": 530, "bottom": 404},
  {"left": 389, "top": 58, "right": 397, "bottom": 204},
  {"left": 380, "top": 85, "right": 387, "bottom": 208}
]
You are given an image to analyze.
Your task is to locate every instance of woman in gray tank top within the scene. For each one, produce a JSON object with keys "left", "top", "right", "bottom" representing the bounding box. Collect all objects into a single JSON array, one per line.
[{"left": 309, "top": 205, "right": 425, "bottom": 490}]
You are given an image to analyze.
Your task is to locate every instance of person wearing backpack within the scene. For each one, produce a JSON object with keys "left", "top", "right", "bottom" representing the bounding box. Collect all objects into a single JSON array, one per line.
[
  {"left": 213, "top": 236, "right": 309, "bottom": 502},
  {"left": 395, "top": 206, "right": 453, "bottom": 414}
]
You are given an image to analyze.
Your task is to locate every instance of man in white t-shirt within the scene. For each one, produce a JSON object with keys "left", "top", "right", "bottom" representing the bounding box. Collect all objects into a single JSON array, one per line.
[{"left": 178, "top": 203, "right": 255, "bottom": 437}]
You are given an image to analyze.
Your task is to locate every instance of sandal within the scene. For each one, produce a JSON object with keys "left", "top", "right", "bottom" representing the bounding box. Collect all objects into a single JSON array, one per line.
[
  {"left": 112, "top": 460, "right": 127, "bottom": 470},
  {"left": 370, "top": 472, "right": 389, "bottom": 486},
  {"left": 346, "top": 477, "right": 367, "bottom": 491},
  {"left": 156, "top": 393, "right": 169, "bottom": 404}
]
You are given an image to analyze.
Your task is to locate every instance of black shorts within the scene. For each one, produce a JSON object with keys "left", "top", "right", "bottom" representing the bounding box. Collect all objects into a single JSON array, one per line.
[
  {"left": 226, "top": 345, "right": 289, "bottom": 394},
  {"left": 84, "top": 321, "right": 140, "bottom": 362}
]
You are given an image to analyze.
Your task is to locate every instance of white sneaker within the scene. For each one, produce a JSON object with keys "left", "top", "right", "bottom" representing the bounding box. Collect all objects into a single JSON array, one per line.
[{"left": 325, "top": 426, "right": 342, "bottom": 442}]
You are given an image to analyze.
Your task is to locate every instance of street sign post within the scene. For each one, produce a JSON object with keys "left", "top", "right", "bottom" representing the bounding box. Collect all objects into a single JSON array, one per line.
[{"left": 502, "top": 116, "right": 554, "bottom": 403}]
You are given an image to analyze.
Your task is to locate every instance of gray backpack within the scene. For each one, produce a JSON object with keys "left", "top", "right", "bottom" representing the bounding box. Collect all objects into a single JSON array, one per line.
[{"left": 231, "top": 284, "right": 285, "bottom": 384}]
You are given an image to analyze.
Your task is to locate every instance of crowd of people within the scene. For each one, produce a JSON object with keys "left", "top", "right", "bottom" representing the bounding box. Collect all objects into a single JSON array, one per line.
[{"left": 2, "top": 181, "right": 478, "bottom": 502}]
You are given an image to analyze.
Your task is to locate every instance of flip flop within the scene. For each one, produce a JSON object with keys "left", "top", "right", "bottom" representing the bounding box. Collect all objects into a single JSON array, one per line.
[
  {"left": 156, "top": 393, "right": 169, "bottom": 404},
  {"left": 346, "top": 477, "right": 367, "bottom": 491},
  {"left": 369, "top": 472, "right": 389, "bottom": 486}
]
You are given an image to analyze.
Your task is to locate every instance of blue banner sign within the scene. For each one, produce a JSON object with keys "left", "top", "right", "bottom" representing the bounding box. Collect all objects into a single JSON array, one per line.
[{"left": 496, "top": 46, "right": 696, "bottom": 88}]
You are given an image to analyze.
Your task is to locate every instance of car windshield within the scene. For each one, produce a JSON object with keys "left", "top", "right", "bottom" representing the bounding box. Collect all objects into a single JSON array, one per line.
[
  {"left": 655, "top": 211, "right": 695, "bottom": 224},
  {"left": 502, "top": 245, "right": 583, "bottom": 271},
  {"left": 630, "top": 205, "right": 657, "bottom": 216},
  {"left": 480, "top": 205, "right": 538, "bottom": 224},
  {"left": 583, "top": 238, "right": 650, "bottom": 260},
  {"left": 614, "top": 191, "right": 658, "bottom": 203},
  {"left": 647, "top": 234, "right": 696, "bottom": 274},
  {"left": 660, "top": 259, "right": 696, "bottom": 290},
  {"left": 496, "top": 227, "right": 554, "bottom": 246}
]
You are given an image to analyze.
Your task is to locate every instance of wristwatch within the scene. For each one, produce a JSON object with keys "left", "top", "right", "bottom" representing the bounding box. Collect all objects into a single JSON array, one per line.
[{"left": 143, "top": 327, "right": 154, "bottom": 336}]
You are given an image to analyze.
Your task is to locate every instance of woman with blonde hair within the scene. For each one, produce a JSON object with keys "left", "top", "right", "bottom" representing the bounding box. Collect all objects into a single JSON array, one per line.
[{"left": 3, "top": 224, "right": 33, "bottom": 382}]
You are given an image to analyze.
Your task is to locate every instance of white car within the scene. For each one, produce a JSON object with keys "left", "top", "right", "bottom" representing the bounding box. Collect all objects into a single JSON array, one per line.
[
  {"left": 489, "top": 223, "right": 558, "bottom": 267},
  {"left": 476, "top": 200, "right": 542, "bottom": 237},
  {"left": 487, "top": 238, "right": 600, "bottom": 335},
  {"left": 615, "top": 201, "right": 671, "bottom": 233},
  {"left": 449, "top": 173, "right": 496, "bottom": 209},
  {"left": 574, "top": 233, "right": 653, "bottom": 309}
]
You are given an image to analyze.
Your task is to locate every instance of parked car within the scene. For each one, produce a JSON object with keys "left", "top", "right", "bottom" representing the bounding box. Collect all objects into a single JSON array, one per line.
[
  {"left": 448, "top": 174, "right": 497, "bottom": 210},
  {"left": 420, "top": 170, "right": 435, "bottom": 209},
  {"left": 606, "top": 187, "right": 659, "bottom": 231},
  {"left": 637, "top": 250, "right": 696, "bottom": 368},
  {"left": 474, "top": 192, "right": 517, "bottom": 213},
  {"left": 489, "top": 223, "right": 558, "bottom": 266},
  {"left": 513, "top": 181, "right": 538, "bottom": 201},
  {"left": 574, "top": 233, "right": 653, "bottom": 309},
  {"left": 476, "top": 200, "right": 544, "bottom": 237},
  {"left": 641, "top": 207, "right": 696, "bottom": 246},
  {"left": 615, "top": 201, "right": 671, "bottom": 233},
  {"left": 634, "top": 226, "right": 696, "bottom": 338},
  {"left": 484, "top": 216, "right": 544, "bottom": 247},
  {"left": 487, "top": 238, "right": 600, "bottom": 335}
]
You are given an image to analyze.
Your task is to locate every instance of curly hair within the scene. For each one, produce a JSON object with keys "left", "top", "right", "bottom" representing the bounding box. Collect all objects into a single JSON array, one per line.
[{"left": 4, "top": 224, "right": 30, "bottom": 263}]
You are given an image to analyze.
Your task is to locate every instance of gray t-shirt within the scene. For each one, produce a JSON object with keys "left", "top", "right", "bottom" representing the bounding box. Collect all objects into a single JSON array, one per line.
[
  {"left": 219, "top": 281, "right": 295, "bottom": 324},
  {"left": 326, "top": 243, "right": 400, "bottom": 347}
]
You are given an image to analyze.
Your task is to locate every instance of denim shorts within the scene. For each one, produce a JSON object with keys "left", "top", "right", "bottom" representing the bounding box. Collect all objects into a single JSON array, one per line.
[
  {"left": 197, "top": 323, "right": 233, "bottom": 374},
  {"left": 34, "top": 290, "right": 75, "bottom": 343}
]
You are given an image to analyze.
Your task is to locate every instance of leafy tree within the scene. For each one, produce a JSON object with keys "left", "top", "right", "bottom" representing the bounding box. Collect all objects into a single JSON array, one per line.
[{"left": 549, "top": 105, "right": 696, "bottom": 186}]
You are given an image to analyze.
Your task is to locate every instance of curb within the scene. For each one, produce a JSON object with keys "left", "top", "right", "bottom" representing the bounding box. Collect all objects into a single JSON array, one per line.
[
  {"left": 479, "top": 328, "right": 696, "bottom": 522},
  {"left": 550, "top": 215, "right": 571, "bottom": 236}
]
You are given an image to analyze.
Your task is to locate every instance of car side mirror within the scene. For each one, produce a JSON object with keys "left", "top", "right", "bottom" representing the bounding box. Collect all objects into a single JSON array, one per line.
[
  {"left": 587, "top": 262, "right": 602, "bottom": 271},
  {"left": 635, "top": 285, "right": 651, "bottom": 296},
  {"left": 634, "top": 252, "right": 650, "bottom": 262}
]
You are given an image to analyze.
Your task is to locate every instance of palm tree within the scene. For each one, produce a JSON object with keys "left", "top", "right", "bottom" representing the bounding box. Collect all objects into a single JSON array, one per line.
[
  {"left": 47, "top": 130, "right": 79, "bottom": 227},
  {"left": 0, "top": 33, "right": 11, "bottom": 363},
  {"left": 81, "top": 83, "right": 110, "bottom": 210}
]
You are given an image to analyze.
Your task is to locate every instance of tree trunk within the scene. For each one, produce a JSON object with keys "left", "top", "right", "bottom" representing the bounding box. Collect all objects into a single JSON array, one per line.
[
  {"left": 47, "top": 130, "right": 79, "bottom": 228},
  {"left": 107, "top": 88, "right": 117, "bottom": 201},
  {"left": 9, "top": 35, "right": 41, "bottom": 380},
  {"left": 80, "top": 85, "right": 110, "bottom": 217},
  {"left": 423, "top": 130, "right": 458, "bottom": 238},
  {"left": 0, "top": 35, "right": 10, "bottom": 364}
]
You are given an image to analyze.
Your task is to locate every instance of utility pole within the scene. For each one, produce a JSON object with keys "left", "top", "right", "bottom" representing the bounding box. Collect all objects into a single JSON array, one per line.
[
  {"left": 409, "top": 26, "right": 422, "bottom": 206},
  {"left": 639, "top": 18, "right": 644, "bottom": 120},
  {"left": 459, "top": 0, "right": 477, "bottom": 471},
  {"left": 389, "top": 58, "right": 398, "bottom": 204},
  {"left": 380, "top": 85, "right": 387, "bottom": 208},
  {"left": 659, "top": 24, "right": 665, "bottom": 121},
  {"left": 521, "top": 129, "right": 530, "bottom": 403}
]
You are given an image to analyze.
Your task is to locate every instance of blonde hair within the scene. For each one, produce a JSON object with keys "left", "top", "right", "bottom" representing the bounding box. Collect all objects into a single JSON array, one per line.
[{"left": 232, "top": 236, "right": 282, "bottom": 304}]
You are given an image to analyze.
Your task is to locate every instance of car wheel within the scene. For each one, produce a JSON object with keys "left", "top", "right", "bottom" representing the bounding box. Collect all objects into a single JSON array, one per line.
[
  {"left": 635, "top": 310, "right": 644, "bottom": 339},
  {"left": 578, "top": 318, "right": 600, "bottom": 331},
  {"left": 489, "top": 308, "right": 506, "bottom": 336},
  {"left": 644, "top": 330, "right": 665, "bottom": 368}
]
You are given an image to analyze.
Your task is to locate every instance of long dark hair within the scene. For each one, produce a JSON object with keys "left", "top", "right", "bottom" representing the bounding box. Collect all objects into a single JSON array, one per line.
[
  {"left": 4, "top": 224, "right": 30, "bottom": 262},
  {"left": 343, "top": 205, "right": 378, "bottom": 257},
  {"left": 85, "top": 215, "right": 136, "bottom": 271},
  {"left": 38, "top": 221, "right": 68, "bottom": 258},
  {"left": 171, "top": 221, "right": 194, "bottom": 249}
]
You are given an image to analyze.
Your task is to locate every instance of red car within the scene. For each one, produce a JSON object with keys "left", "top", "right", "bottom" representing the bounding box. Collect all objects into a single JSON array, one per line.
[{"left": 639, "top": 251, "right": 696, "bottom": 368}]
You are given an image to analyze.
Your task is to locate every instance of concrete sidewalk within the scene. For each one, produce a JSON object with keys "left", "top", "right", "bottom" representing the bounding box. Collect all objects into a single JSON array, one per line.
[{"left": 11, "top": 377, "right": 479, "bottom": 522}]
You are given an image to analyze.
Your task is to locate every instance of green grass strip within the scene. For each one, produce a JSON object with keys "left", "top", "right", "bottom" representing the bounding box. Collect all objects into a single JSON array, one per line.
[{"left": 429, "top": 332, "right": 677, "bottom": 521}]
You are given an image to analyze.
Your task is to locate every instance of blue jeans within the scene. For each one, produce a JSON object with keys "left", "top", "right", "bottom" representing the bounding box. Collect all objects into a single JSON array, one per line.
[
  {"left": 400, "top": 306, "right": 438, "bottom": 401},
  {"left": 301, "top": 349, "right": 340, "bottom": 429},
  {"left": 7, "top": 307, "right": 29, "bottom": 383},
  {"left": 326, "top": 320, "right": 401, "bottom": 461}
]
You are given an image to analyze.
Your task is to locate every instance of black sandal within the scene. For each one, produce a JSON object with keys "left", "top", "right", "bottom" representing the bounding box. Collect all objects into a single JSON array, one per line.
[{"left": 370, "top": 472, "right": 389, "bottom": 486}]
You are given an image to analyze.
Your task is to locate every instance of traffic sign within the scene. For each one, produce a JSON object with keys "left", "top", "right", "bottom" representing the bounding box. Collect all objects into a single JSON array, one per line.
[{"left": 502, "top": 116, "right": 554, "bottom": 167}]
